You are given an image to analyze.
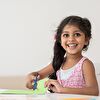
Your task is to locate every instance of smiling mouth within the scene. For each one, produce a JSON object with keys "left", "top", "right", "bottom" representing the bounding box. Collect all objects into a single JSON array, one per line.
[{"left": 66, "top": 43, "right": 78, "bottom": 47}]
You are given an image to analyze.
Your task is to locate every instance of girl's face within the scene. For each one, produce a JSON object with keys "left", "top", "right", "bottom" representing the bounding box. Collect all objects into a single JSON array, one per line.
[{"left": 61, "top": 25, "right": 88, "bottom": 55}]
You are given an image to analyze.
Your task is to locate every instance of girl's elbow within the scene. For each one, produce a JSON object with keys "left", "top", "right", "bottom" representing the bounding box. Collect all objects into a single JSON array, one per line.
[
  {"left": 96, "top": 89, "right": 99, "bottom": 96},
  {"left": 93, "top": 87, "right": 99, "bottom": 96}
]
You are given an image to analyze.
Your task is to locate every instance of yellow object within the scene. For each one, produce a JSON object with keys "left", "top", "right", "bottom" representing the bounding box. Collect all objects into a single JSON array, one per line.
[{"left": 63, "top": 98, "right": 89, "bottom": 100}]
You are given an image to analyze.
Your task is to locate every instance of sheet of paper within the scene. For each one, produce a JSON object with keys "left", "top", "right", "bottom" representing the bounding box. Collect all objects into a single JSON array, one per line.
[
  {"left": 0, "top": 89, "right": 8, "bottom": 92},
  {"left": 0, "top": 89, "right": 44, "bottom": 95}
]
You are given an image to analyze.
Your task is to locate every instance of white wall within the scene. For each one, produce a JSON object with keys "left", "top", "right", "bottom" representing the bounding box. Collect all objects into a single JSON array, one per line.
[{"left": 0, "top": 0, "right": 100, "bottom": 76}]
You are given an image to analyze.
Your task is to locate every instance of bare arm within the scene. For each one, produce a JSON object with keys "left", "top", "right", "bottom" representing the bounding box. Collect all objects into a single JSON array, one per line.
[
  {"left": 26, "top": 63, "right": 54, "bottom": 89},
  {"left": 37, "top": 63, "right": 54, "bottom": 79}
]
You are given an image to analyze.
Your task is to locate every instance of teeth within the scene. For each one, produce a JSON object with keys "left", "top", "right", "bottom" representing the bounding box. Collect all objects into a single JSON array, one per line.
[{"left": 67, "top": 43, "right": 77, "bottom": 47}]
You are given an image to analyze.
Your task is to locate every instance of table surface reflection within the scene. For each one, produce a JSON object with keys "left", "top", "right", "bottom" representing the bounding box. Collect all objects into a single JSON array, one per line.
[{"left": 0, "top": 93, "right": 100, "bottom": 100}]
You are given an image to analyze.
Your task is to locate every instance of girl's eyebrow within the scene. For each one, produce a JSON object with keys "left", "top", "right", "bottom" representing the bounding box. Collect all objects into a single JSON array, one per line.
[
  {"left": 62, "top": 31, "right": 68, "bottom": 33},
  {"left": 62, "top": 31, "right": 69, "bottom": 34}
]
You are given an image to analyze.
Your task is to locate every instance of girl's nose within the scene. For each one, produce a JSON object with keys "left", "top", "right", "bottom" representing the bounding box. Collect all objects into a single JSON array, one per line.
[{"left": 68, "top": 35, "right": 75, "bottom": 42}]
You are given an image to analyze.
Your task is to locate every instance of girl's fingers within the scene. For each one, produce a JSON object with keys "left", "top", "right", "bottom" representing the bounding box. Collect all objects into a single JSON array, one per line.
[
  {"left": 46, "top": 80, "right": 57, "bottom": 92},
  {"left": 44, "top": 79, "right": 56, "bottom": 88},
  {"left": 44, "top": 80, "right": 50, "bottom": 88},
  {"left": 26, "top": 81, "right": 33, "bottom": 89},
  {"left": 26, "top": 72, "right": 39, "bottom": 89},
  {"left": 45, "top": 79, "right": 62, "bottom": 92}
]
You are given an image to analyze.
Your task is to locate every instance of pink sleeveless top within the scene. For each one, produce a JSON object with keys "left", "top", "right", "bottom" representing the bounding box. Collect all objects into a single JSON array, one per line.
[{"left": 56, "top": 57, "right": 87, "bottom": 88}]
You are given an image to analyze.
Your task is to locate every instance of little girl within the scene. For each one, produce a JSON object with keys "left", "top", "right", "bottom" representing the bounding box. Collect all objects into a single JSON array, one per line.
[{"left": 26, "top": 15, "right": 99, "bottom": 96}]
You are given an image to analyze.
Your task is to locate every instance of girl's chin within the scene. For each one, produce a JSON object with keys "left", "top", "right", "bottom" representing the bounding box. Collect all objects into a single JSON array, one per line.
[
  {"left": 66, "top": 50, "right": 78, "bottom": 55},
  {"left": 67, "top": 53, "right": 77, "bottom": 55}
]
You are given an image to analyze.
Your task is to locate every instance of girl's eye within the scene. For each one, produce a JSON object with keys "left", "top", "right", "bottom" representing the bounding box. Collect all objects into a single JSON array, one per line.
[
  {"left": 74, "top": 33, "right": 81, "bottom": 37},
  {"left": 63, "top": 34, "right": 69, "bottom": 37}
]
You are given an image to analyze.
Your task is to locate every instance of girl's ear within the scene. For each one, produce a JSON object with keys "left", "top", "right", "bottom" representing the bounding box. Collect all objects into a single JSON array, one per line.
[
  {"left": 85, "top": 41, "right": 88, "bottom": 45},
  {"left": 85, "top": 37, "right": 90, "bottom": 45}
]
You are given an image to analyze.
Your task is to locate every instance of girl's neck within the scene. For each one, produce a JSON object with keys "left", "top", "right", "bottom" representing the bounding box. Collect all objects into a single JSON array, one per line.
[
  {"left": 65, "top": 52, "right": 83, "bottom": 61},
  {"left": 62, "top": 53, "right": 83, "bottom": 70}
]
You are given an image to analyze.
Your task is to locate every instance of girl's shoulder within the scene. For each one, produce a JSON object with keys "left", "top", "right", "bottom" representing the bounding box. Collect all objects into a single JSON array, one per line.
[
  {"left": 82, "top": 57, "right": 95, "bottom": 72},
  {"left": 83, "top": 57, "right": 94, "bottom": 67}
]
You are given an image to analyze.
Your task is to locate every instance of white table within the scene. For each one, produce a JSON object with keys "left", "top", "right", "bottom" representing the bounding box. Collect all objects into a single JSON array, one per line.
[{"left": 0, "top": 93, "right": 100, "bottom": 100}]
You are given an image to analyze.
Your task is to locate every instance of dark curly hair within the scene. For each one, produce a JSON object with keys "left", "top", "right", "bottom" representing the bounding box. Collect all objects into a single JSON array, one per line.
[{"left": 49, "top": 15, "right": 92, "bottom": 79}]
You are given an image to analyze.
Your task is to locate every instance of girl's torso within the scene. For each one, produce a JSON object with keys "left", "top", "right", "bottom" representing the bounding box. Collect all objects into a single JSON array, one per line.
[{"left": 56, "top": 56, "right": 87, "bottom": 88}]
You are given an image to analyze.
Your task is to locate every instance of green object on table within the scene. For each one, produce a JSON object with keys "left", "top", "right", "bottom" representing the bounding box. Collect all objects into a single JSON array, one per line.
[{"left": 0, "top": 78, "right": 48, "bottom": 95}]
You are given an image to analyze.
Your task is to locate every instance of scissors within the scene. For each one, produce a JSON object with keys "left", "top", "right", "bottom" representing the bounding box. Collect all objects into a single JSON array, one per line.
[{"left": 33, "top": 73, "right": 38, "bottom": 90}]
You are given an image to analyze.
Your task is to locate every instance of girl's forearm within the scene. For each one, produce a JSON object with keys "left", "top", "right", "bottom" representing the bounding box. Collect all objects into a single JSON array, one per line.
[{"left": 60, "top": 86, "right": 99, "bottom": 96}]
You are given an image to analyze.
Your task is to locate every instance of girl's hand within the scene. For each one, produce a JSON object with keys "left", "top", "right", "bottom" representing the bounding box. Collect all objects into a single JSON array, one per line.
[
  {"left": 44, "top": 79, "right": 63, "bottom": 93},
  {"left": 26, "top": 72, "right": 40, "bottom": 89}
]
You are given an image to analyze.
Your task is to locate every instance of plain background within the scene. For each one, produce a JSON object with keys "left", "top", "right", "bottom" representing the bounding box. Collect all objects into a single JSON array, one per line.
[{"left": 0, "top": 0, "right": 100, "bottom": 76}]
